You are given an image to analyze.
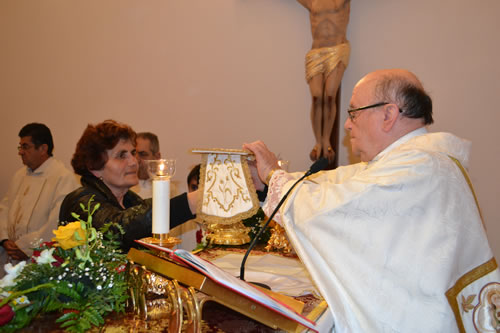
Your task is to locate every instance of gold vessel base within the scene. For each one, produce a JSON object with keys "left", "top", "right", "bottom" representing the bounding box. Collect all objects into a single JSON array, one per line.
[{"left": 206, "top": 222, "right": 250, "bottom": 246}]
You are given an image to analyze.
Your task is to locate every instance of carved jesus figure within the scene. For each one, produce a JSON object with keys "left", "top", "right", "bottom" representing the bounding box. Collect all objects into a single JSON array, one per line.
[{"left": 298, "top": 0, "right": 351, "bottom": 162}]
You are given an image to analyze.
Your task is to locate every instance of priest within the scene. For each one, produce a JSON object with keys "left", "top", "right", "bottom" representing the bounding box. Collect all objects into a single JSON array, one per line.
[{"left": 244, "top": 69, "right": 500, "bottom": 332}]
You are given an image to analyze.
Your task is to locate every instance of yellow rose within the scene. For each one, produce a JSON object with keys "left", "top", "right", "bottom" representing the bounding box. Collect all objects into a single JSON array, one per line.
[{"left": 52, "top": 222, "right": 87, "bottom": 250}]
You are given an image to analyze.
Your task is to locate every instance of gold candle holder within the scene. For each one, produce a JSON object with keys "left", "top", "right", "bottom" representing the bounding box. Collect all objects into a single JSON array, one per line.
[{"left": 141, "top": 235, "right": 182, "bottom": 249}]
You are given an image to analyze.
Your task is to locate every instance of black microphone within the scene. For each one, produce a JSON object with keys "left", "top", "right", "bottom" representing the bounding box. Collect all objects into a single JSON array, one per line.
[{"left": 239, "top": 157, "right": 329, "bottom": 286}]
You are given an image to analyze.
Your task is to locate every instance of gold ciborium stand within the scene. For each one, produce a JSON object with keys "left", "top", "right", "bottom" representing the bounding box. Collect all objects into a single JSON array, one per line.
[{"left": 205, "top": 221, "right": 250, "bottom": 246}]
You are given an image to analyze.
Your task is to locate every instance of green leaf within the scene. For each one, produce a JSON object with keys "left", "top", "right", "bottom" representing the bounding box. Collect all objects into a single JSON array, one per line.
[
  {"left": 54, "top": 283, "right": 81, "bottom": 301},
  {"left": 55, "top": 312, "right": 79, "bottom": 323},
  {"left": 59, "top": 318, "right": 79, "bottom": 328},
  {"left": 92, "top": 203, "right": 100, "bottom": 214},
  {"left": 74, "top": 230, "right": 82, "bottom": 240},
  {"left": 44, "top": 298, "right": 63, "bottom": 312},
  {"left": 76, "top": 282, "right": 86, "bottom": 293},
  {"left": 88, "top": 228, "right": 97, "bottom": 242},
  {"left": 83, "top": 308, "right": 103, "bottom": 326},
  {"left": 75, "top": 248, "right": 83, "bottom": 260},
  {"left": 72, "top": 317, "right": 91, "bottom": 332}
]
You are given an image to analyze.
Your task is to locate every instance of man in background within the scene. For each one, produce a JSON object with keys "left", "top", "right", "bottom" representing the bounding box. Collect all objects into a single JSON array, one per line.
[
  {"left": 132, "top": 131, "right": 179, "bottom": 199},
  {"left": 0, "top": 123, "right": 78, "bottom": 275},
  {"left": 187, "top": 164, "right": 200, "bottom": 193},
  {"left": 131, "top": 132, "right": 161, "bottom": 199}
]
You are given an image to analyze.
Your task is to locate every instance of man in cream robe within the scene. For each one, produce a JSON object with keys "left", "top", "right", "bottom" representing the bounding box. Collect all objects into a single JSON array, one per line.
[
  {"left": 0, "top": 123, "right": 78, "bottom": 276},
  {"left": 130, "top": 132, "right": 179, "bottom": 199},
  {"left": 245, "top": 69, "right": 500, "bottom": 332}
]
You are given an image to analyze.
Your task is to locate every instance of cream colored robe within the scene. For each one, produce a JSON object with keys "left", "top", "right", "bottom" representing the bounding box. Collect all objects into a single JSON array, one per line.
[
  {"left": 264, "top": 129, "right": 500, "bottom": 332},
  {"left": 0, "top": 158, "right": 78, "bottom": 272}
]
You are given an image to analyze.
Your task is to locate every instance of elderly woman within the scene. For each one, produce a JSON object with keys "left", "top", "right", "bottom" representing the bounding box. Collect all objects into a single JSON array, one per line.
[{"left": 59, "top": 120, "right": 198, "bottom": 251}]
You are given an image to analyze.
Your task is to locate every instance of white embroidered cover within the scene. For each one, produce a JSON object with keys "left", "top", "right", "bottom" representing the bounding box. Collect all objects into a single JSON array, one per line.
[{"left": 196, "top": 152, "right": 259, "bottom": 224}]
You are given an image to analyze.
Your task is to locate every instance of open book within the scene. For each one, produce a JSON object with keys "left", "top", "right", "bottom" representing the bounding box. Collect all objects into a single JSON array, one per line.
[{"left": 135, "top": 239, "right": 318, "bottom": 332}]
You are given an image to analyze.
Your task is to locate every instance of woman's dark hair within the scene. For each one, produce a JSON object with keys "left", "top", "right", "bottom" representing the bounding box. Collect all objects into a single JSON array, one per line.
[{"left": 71, "top": 120, "right": 136, "bottom": 176}]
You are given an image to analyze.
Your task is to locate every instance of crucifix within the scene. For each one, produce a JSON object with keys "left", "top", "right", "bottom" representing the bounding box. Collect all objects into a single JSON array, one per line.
[{"left": 297, "top": 0, "right": 351, "bottom": 164}]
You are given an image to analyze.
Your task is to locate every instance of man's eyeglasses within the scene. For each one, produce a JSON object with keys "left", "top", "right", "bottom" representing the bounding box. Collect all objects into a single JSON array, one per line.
[
  {"left": 17, "top": 144, "right": 34, "bottom": 151},
  {"left": 347, "top": 102, "right": 389, "bottom": 121},
  {"left": 347, "top": 102, "right": 404, "bottom": 122}
]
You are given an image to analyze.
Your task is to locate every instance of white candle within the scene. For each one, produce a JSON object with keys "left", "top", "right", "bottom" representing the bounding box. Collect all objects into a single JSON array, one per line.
[{"left": 152, "top": 177, "right": 170, "bottom": 234}]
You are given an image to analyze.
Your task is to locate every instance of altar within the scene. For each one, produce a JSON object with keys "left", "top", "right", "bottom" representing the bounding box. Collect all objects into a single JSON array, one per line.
[
  {"left": 124, "top": 244, "right": 333, "bottom": 332},
  {"left": 122, "top": 149, "right": 332, "bottom": 332}
]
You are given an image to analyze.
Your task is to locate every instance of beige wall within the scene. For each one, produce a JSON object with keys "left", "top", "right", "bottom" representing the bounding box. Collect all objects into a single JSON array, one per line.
[{"left": 1, "top": 1, "right": 499, "bottom": 258}]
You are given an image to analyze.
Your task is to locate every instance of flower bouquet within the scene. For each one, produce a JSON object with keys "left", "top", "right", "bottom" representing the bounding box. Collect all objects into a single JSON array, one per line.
[{"left": 0, "top": 197, "right": 129, "bottom": 332}]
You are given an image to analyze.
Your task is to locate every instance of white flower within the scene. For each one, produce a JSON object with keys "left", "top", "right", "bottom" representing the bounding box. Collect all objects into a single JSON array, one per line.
[
  {"left": 97, "top": 285, "right": 102, "bottom": 290},
  {"left": 0, "top": 261, "right": 27, "bottom": 288},
  {"left": 35, "top": 248, "right": 57, "bottom": 265},
  {"left": 68, "top": 283, "right": 73, "bottom": 288},
  {"left": 108, "top": 283, "right": 113, "bottom": 288},
  {"left": 13, "top": 295, "right": 30, "bottom": 305},
  {"left": 30, "top": 238, "right": 43, "bottom": 249}
]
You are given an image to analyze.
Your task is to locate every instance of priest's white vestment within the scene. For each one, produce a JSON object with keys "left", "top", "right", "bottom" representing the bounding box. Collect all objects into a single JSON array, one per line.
[
  {"left": 264, "top": 129, "right": 500, "bottom": 332},
  {"left": 0, "top": 158, "right": 78, "bottom": 275}
]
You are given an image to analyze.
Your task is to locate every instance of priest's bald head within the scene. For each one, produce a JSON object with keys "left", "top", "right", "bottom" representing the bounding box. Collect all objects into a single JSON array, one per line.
[{"left": 345, "top": 69, "right": 433, "bottom": 162}]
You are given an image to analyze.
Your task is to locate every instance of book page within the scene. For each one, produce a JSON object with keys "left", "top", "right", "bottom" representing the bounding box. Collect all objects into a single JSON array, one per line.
[{"left": 173, "top": 249, "right": 317, "bottom": 331}]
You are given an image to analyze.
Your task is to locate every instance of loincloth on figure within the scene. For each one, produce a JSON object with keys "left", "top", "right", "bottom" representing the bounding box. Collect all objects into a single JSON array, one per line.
[{"left": 305, "top": 42, "right": 351, "bottom": 82}]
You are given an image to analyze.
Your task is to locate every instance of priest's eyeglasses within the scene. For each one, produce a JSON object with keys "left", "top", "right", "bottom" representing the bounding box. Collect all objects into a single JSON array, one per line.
[{"left": 347, "top": 102, "right": 389, "bottom": 121}]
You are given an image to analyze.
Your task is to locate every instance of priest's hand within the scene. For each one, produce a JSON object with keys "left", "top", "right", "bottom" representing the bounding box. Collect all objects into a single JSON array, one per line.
[
  {"left": 243, "top": 141, "right": 280, "bottom": 185},
  {"left": 247, "top": 160, "right": 266, "bottom": 191},
  {"left": 2, "top": 240, "right": 29, "bottom": 261}
]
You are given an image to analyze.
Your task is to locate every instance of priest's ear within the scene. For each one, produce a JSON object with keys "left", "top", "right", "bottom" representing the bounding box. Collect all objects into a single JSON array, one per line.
[{"left": 381, "top": 103, "right": 400, "bottom": 132}]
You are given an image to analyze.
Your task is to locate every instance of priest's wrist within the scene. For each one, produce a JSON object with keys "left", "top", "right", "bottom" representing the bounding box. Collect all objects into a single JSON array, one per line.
[{"left": 264, "top": 168, "right": 279, "bottom": 185}]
